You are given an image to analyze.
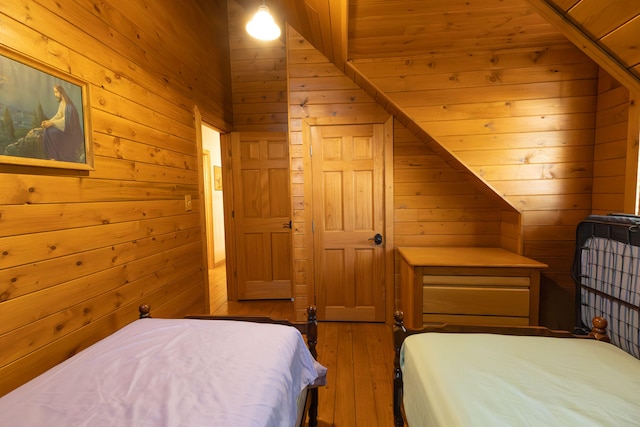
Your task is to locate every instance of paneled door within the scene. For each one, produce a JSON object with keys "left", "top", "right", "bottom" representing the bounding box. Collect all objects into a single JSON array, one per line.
[
  {"left": 231, "top": 132, "right": 292, "bottom": 300},
  {"left": 311, "top": 124, "right": 386, "bottom": 321}
]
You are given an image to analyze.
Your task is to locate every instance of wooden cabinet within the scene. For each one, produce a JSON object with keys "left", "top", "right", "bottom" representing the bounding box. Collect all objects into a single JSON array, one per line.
[{"left": 398, "top": 247, "right": 548, "bottom": 329}]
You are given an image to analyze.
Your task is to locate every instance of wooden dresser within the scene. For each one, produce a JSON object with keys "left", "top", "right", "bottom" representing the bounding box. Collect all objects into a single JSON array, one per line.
[{"left": 398, "top": 247, "right": 548, "bottom": 329}]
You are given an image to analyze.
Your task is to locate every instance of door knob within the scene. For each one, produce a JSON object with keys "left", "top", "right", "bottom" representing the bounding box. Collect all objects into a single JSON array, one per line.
[
  {"left": 282, "top": 220, "right": 292, "bottom": 229},
  {"left": 368, "top": 233, "right": 383, "bottom": 245}
]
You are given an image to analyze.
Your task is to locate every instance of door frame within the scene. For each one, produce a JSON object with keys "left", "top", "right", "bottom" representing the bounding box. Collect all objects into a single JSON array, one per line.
[
  {"left": 220, "top": 132, "right": 238, "bottom": 300},
  {"left": 202, "top": 149, "right": 215, "bottom": 270},
  {"left": 304, "top": 117, "right": 395, "bottom": 323},
  {"left": 194, "top": 106, "right": 211, "bottom": 312}
]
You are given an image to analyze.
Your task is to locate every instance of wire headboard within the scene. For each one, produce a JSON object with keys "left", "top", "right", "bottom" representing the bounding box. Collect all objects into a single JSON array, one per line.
[{"left": 572, "top": 214, "right": 640, "bottom": 359}]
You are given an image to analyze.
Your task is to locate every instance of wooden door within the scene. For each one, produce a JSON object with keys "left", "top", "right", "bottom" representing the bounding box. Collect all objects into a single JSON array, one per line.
[
  {"left": 231, "top": 132, "right": 292, "bottom": 300},
  {"left": 312, "top": 124, "right": 386, "bottom": 321}
]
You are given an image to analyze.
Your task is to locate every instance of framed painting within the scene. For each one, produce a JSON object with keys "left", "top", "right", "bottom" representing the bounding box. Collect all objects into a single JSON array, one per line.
[{"left": 0, "top": 46, "right": 93, "bottom": 171}]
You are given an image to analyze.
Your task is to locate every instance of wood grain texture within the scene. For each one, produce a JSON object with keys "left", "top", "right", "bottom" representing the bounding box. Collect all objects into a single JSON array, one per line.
[
  {"left": 231, "top": 132, "right": 293, "bottom": 300},
  {"left": 311, "top": 123, "right": 385, "bottom": 321},
  {"left": 351, "top": 40, "right": 602, "bottom": 304},
  {"left": 0, "top": 0, "right": 231, "bottom": 396},
  {"left": 233, "top": 0, "right": 639, "bottom": 292},
  {"left": 592, "top": 68, "right": 630, "bottom": 214},
  {"left": 228, "top": 0, "right": 288, "bottom": 132},
  {"left": 3, "top": 0, "right": 639, "bottom": 399},
  {"left": 348, "top": 0, "right": 568, "bottom": 59},
  {"left": 208, "top": 273, "right": 395, "bottom": 427},
  {"left": 398, "top": 247, "right": 546, "bottom": 328},
  {"left": 552, "top": 0, "right": 640, "bottom": 75}
]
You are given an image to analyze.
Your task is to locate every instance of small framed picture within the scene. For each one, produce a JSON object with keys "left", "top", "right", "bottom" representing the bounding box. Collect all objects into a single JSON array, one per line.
[{"left": 214, "top": 165, "right": 222, "bottom": 190}]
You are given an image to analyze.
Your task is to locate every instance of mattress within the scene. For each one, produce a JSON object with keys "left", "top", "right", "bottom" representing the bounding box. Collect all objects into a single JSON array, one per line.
[
  {"left": 401, "top": 332, "right": 640, "bottom": 427},
  {"left": 0, "top": 318, "right": 327, "bottom": 427}
]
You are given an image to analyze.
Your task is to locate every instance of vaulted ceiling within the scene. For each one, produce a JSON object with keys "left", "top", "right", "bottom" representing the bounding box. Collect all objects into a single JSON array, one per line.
[
  {"left": 236, "top": 0, "right": 640, "bottom": 94},
  {"left": 230, "top": 0, "right": 639, "bottom": 215}
]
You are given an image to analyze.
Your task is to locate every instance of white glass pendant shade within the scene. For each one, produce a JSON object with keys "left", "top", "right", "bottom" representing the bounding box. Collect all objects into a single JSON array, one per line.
[{"left": 246, "top": 4, "right": 281, "bottom": 41}]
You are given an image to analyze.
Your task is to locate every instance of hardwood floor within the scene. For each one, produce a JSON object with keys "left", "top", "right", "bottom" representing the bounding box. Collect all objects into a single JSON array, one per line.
[{"left": 208, "top": 265, "right": 396, "bottom": 427}]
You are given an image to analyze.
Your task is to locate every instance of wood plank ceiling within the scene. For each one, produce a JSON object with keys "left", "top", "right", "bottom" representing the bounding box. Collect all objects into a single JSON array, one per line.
[
  {"left": 236, "top": 0, "right": 640, "bottom": 92},
  {"left": 229, "top": 1, "right": 640, "bottom": 171},
  {"left": 234, "top": 0, "right": 639, "bottom": 211}
]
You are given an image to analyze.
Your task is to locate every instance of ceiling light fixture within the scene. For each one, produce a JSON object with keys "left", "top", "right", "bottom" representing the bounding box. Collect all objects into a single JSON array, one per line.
[{"left": 246, "top": 1, "right": 281, "bottom": 41}]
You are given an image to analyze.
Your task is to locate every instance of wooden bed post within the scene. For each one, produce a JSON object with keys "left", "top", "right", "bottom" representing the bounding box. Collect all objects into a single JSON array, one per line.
[
  {"left": 393, "top": 310, "right": 407, "bottom": 427},
  {"left": 589, "top": 317, "right": 610, "bottom": 342},
  {"left": 306, "top": 305, "right": 319, "bottom": 427},
  {"left": 306, "top": 305, "right": 318, "bottom": 359},
  {"left": 139, "top": 304, "right": 151, "bottom": 318}
]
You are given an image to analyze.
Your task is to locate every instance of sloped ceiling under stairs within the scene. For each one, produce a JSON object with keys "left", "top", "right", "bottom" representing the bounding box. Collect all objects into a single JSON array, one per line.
[
  {"left": 239, "top": 0, "right": 640, "bottom": 93},
  {"left": 233, "top": 0, "right": 639, "bottom": 211}
]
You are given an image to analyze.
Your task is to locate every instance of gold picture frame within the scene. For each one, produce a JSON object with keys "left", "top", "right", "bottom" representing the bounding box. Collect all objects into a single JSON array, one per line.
[{"left": 0, "top": 46, "right": 93, "bottom": 171}]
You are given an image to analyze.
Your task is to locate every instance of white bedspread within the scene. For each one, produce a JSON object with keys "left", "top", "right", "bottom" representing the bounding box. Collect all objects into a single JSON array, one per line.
[
  {"left": 0, "top": 318, "right": 326, "bottom": 427},
  {"left": 401, "top": 333, "right": 640, "bottom": 427}
]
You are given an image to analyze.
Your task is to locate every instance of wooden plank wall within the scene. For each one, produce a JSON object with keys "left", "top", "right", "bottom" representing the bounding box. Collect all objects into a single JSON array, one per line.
[
  {"left": 353, "top": 44, "right": 601, "bottom": 305},
  {"left": 287, "top": 28, "right": 387, "bottom": 320},
  {"left": 0, "top": 0, "right": 232, "bottom": 396},
  {"left": 392, "top": 124, "right": 503, "bottom": 248},
  {"left": 228, "top": 13, "right": 528, "bottom": 321},
  {"left": 286, "top": 27, "right": 506, "bottom": 320},
  {"left": 392, "top": 123, "right": 504, "bottom": 309},
  {"left": 228, "top": 0, "right": 288, "bottom": 133},
  {"left": 592, "top": 68, "right": 630, "bottom": 214}
]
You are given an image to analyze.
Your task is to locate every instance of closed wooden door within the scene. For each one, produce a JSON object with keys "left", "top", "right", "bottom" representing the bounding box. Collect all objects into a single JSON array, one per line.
[
  {"left": 231, "top": 132, "right": 292, "bottom": 300},
  {"left": 312, "top": 124, "right": 386, "bottom": 321}
]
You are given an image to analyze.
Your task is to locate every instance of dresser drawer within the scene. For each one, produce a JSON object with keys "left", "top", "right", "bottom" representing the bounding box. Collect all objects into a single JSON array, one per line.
[
  {"left": 423, "top": 286, "right": 530, "bottom": 317},
  {"left": 422, "top": 274, "right": 531, "bottom": 288},
  {"left": 422, "top": 313, "right": 530, "bottom": 326}
]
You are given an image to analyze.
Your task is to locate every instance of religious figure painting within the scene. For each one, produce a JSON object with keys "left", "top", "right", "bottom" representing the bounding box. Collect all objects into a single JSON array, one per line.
[{"left": 0, "top": 47, "right": 92, "bottom": 170}]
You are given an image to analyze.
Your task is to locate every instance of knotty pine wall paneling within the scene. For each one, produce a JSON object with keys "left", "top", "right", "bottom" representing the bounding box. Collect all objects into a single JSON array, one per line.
[
  {"left": 592, "top": 68, "right": 630, "bottom": 214},
  {"left": 228, "top": 0, "right": 288, "bottom": 132},
  {"left": 287, "top": 27, "right": 506, "bottom": 321},
  {"left": 392, "top": 122, "right": 505, "bottom": 314},
  {"left": 352, "top": 44, "right": 600, "bottom": 319},
  {"left": 392, "top": 124, "right": 503, "bottom": 248},
  {"left": 0, "top": 0, "right": 232, "bottom": 396},
  {"left": 287, "top": 28, "right": 388, "bottom": 320}
]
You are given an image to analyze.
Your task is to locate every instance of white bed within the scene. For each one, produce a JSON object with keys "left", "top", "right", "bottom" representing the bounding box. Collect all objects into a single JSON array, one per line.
[
  {"left": 0, "top": 313, "right": 326, "bottom": 427},
  {"left": 401, "top": 331, "right": 640, "bottom": 427}
]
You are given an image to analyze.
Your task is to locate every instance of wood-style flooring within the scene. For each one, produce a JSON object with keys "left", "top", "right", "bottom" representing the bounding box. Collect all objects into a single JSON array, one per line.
[{"left": 208, "top": 265, "right": 396, "bottom": 427}]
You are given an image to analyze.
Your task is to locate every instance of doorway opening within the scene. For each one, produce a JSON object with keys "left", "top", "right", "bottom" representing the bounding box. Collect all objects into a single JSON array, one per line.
[{"left": 201, "top": 124, "right": 227, "bottom": 311}]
